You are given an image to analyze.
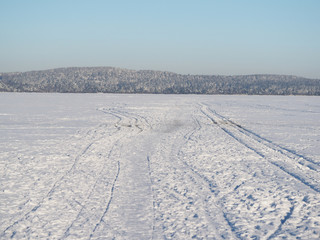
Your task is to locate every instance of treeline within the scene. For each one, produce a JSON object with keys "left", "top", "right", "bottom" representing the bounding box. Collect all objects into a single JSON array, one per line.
[{"left": 0, "top": 67, "right": 319, "bottom": 95}]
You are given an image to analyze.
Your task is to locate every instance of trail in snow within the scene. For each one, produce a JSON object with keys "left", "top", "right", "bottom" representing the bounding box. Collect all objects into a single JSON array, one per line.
[
  {"left": 0, "top": 93, "right": 320, "bottom": 239},
  {"left": 200, "top": 103, "right": 320, "bottom": 193}
]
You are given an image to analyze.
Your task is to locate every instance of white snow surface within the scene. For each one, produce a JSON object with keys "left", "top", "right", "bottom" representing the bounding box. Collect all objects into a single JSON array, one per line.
[{"left": 0, "top": 93, "right": 320, "bottom": 239}]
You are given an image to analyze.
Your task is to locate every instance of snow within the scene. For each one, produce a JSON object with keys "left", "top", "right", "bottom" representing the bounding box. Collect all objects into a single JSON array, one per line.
[{"left": 0, "top": 93, "right": 320, "bottom": 239}]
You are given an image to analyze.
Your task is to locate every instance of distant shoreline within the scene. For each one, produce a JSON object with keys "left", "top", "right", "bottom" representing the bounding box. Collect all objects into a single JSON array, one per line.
[{"left": 1, "top": 67, "right": 319, "bottom": 95}]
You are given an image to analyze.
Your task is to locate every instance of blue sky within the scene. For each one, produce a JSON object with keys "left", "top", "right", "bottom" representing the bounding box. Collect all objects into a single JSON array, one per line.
[{"left": 1, "top": 0, "right": 320, "bottom": 78}]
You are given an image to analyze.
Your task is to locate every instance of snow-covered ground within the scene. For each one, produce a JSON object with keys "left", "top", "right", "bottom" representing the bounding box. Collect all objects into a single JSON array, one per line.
[{"left": 0, "top": 93, "right": 319, "bottom": 239}]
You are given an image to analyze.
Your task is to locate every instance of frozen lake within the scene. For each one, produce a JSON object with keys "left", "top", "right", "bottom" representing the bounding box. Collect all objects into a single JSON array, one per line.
[{"left": 0, "top": 93, "right": 320, "bottom": 239}]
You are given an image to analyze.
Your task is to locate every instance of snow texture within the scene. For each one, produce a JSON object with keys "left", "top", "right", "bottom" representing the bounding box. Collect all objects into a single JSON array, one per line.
[{"left": 0, "top": 93, "right": 320, "bottom": 239}]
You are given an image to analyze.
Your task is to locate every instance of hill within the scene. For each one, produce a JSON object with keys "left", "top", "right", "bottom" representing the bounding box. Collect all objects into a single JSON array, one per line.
[{"left": 0, "top": 67, "right": 319, "bottom": 95}]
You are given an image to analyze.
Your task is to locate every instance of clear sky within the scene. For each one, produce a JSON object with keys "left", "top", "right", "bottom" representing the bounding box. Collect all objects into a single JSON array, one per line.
[{"left": 1, "top": 0, "right": 320, "bottom": 78}]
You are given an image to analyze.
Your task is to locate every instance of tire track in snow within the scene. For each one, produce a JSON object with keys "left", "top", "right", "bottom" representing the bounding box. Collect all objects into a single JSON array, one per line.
[
  {"left": 112, "top": 107, "right": 152, "bottom": 130},
  {"left": 87, "top": 107, "right": 149, "bottom": 239},
  {"left": 89, "top": 161, "right": 120, "bottom": 240},
  {"left": 64, "top": 107, "right": 144, "bottom": 239},
  {"left": 99, "top": 107, "right": 152, "bottom": 133},
  {"left": 267, "top": 203, "right": 295, "bottom": 240},
  {"left": 200, "top": 103, "right": 320, "bottom": 194},
  {"left": 175, "top": 111, "right": 238, "bottom": 238},
  {"left": 1, "top": 117, "right": 118, "bottom": 236},
  {"left": 203, "top": 103, "right": 320, "bottom": 172},
  {"left": 0, "top": 134, "right": 100, "bottom": 238},
  {"left": 181, "top": 161, "right": 241, "bottom": 239},
  {"left": 0, "top": 107, "right": 134, "bottom": 239},
  {"left": 147, "top": 156, "right": 156, "bottom": 240},
  {"left": 178, "top": 112, "right": 242, "bottom": 239},
  {"left": 62, "top": 141, "right": 121, "bottom": 239},
  {"left": 210, "top": 105, "right": 320, "bottom": 169},
  {"left": 222, "top": 211, "right": 244, "bottom": 240},
  {"left": 154, "top": 111, "right": 240, "bottom": 239}
]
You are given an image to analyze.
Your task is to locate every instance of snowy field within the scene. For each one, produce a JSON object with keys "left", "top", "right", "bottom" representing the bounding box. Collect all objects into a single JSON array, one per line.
[{"left": 0, "top": 93, "right": 320, "bottom": 240}]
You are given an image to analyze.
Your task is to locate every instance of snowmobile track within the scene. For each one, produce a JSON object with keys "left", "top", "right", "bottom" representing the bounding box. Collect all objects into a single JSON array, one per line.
[{"left": 200, "top": 103, "right": 320, "bottom": 194}]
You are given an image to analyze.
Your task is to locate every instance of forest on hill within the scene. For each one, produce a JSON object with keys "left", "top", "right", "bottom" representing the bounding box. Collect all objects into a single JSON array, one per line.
[{"left": 0, "top": 67, "right": 319, "bottom": 95}]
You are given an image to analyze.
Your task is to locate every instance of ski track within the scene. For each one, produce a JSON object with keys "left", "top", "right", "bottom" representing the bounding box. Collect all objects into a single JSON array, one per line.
[{"left": 1, "top": 94, "right": 320, "bottom": 239}]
